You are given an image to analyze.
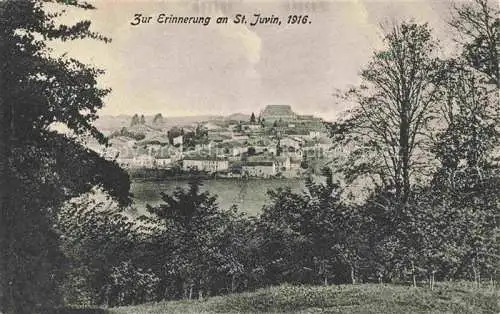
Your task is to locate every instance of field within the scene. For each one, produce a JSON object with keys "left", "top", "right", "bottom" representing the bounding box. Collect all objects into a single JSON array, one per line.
[{"left": 55, "top": 282, "right": 499, "bottom": 314}]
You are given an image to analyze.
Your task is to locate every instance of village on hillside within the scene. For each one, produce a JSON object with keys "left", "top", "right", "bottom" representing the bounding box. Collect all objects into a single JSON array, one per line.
[{"left": 90, "top": 105, "right": 333, "bottom": 178}]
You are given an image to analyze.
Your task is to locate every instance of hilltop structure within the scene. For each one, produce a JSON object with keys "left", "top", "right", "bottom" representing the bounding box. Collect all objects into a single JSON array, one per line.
[
  {"left": 260, "top": 105, "right": 323, "bottom": 126},
  {"left": 261, "top": 105, "right": 296, "bottom": 122}
]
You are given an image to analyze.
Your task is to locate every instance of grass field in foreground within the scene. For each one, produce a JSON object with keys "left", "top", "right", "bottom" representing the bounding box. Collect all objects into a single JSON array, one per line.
[{"left": 96, "top": 282, "right": 499, "bottom": 314}]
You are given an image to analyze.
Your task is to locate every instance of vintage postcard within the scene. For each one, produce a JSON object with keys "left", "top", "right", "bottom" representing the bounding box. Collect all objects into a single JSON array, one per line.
[{"left": 1, "top": 0, "right": 498, "bottom": 313}]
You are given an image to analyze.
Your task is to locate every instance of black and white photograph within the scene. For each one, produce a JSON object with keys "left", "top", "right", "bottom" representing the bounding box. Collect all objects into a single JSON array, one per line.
[{"left": 0, "top": 0, "right": 499, "bottom": 313}]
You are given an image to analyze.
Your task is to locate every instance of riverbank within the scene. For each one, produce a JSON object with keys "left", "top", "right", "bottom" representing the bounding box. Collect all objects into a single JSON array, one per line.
[{"left": 128, "top": 168, "right": 308, "bottom": 182}]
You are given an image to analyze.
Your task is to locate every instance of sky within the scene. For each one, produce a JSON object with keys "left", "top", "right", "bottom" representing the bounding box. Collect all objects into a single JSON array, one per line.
[{"left": 49, "top": 0, "right": 460, "bottom": 121}]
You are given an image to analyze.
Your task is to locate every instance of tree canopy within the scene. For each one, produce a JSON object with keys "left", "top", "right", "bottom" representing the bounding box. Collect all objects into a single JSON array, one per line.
[{"left": 0, "top": 1, "right": 130, "bottom": 312}]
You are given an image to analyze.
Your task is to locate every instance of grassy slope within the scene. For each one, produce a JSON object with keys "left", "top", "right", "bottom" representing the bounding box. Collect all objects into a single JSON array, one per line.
[{"left": 105, "top": 282, "right": 499, "bottom": 314}]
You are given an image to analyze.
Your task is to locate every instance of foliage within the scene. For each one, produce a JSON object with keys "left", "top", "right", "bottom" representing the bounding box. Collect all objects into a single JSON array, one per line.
[
  {"left": 110, "top": 127, "right": 146, "bottom": 140},
  {"left": 105, "top": 261, "right": 160, "bottom": 307},
  {"left": 152, "top": 113, "right": 164, "bottom": 124},
  {"left": 258, "top": 170, "right": 365, "bottom": 285},
  {"left": 56, "top": 194, "right": 139, "bottom": 306},
  {"left": 324, "top": 15, "right": 499, "bottom": 289},
  {"left": 130, "top": 114, "right": 140, "bottom": 126},
  {"left": 450, "top": 0, "right": 499, "bottom": 85},
  {"left": 328, "top": 22, "right": 442, "bottom": 204},
  {"left": 250, "top": 112, "right": 256, "bottom": 123},
  {"left": 0, "top": 1, "right": 130, "bottom": 313},
  {"left": 137, "top": 178, "right": 257, "bottom": 301}
]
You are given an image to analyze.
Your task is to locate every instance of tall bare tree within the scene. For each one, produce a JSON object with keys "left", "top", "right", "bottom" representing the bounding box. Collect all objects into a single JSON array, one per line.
[{"left": 330, "top": 22, "right": 442, "bottom": 206}]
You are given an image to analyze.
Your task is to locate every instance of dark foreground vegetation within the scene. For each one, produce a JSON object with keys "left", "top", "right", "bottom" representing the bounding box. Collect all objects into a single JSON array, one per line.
[
  {"left": 51, "top": 173, "right": 499, "bottom": 307},
  {"left": 0, "top": 0, "right": 498, "bottom": 313}
]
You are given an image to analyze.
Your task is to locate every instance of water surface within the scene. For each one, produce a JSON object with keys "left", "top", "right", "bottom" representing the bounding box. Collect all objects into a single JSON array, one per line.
[{"left": 131, "top": 178, "right": 306, "bottom": 216}]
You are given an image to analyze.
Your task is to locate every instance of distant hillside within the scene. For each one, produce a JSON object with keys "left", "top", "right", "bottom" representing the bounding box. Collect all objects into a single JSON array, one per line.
[
  {"left": 95, "top": 109, "right": 325, "bottom": 133},
  {"left": 95, "top": 115, "right": 225, "bottom": 132},
  {"left": 226, "top": 113, "right": 250, "bottom": 121},
  {"left": 94, "top": 115, "right": 133, "bottom": 131},
  {"left": 52, "top": 282, "right": 498, "bottom": 314}
]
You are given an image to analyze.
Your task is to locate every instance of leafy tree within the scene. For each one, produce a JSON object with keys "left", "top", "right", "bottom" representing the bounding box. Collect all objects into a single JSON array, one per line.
[
  {"left": 138, "top": 178, "right": 253, "bottom": 300},
  {"left": 194, "top": 124, "right": 208, "bottom": 139},
  {"left": 258, "top": 187, "right": 313, "bottom": 284},
  {"left": 424, "top": 2, "right": 500, "bottom": 285},
  {"left": 258, "top": 170, "right": 362, "bottom": 285},
  {"left": 359, "top": 59, "right": 500, "bottom": 284},
  {"left": 140, "top": 114, "right": 146, "bottom": 125},
  {"left": 432, "top": 60, "right": 499, "bottom": 190},
  {"left": 131, "top": 114, "right": 140, "bottom": 126},
  {"left": 247, "top": 147, "right": 256, "bottom": 156},
  {"left": 105, "top": 260, "right": 160, "bottom": 306},
  {"left": 300, "top": 151, "right": 309, "bottom": 169},
  {"left": 0, "top": 1, "right": 130, "bottom": 312},
  {"left": 152, "top": 113, "right": 164, "bottom": 124},
  {"left": 450, "top": 0, "right": 499, "bottom": 85},
  {"left": 56, "top": 194, "right": 140, "bottom": 306},
  {"left": 250, "top": 112, "right": 256, "bottom": 123}
]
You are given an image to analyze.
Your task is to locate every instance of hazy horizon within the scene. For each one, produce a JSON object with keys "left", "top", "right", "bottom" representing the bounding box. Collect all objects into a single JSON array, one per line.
[{"left": 50, "top": 0, "right": 460, "bottom": 121}]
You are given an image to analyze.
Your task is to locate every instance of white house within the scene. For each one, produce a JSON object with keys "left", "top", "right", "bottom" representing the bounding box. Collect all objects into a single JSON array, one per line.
[
  {"left": 248, "top": 124, "right": 262, "bottom": 131},
  {"left": 173, "top": 135, "right": 183, "bottom": 145},
  {"left": 275, "top": 156, "right": 291, "bottom": 171},
  {"left": 132, "top": 154, "right": 155, "bottom": 168},
  {"left": 232, "top": 133, "right": 250, "bottom": 141},
  {"left": 290, "top": 157, "right": 302, "bottom": 170},
  {"left": 281, "top": 137, "right": 303, "bottom": 150},
  {"left": 309, "top": 131, "right": 322, "bottom": 139},
  {"left": 154, "top": 157, "right": 172, "bottom": 168},
  {"left": 182, "top": 157, "right": 229, "bottom": 173},
  {"left": 242, "top": 161, "right": 276, "bottom": 178}
]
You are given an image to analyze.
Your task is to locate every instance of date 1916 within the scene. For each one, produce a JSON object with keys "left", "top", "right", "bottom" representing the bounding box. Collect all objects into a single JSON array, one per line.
[{"left": 287, "top": 15, "right": 310, "bottom": 24}]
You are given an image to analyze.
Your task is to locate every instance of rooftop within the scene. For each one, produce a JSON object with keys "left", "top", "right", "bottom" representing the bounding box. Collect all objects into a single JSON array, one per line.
[
  {"left": 184, "top": 156, "right": 227, "bottom": 161},
  {"left": 244, "top": 161, "right": 275, "bottom": 167},
  {"left": 262, "top": 105, "right": 295, "bottom": 117}
]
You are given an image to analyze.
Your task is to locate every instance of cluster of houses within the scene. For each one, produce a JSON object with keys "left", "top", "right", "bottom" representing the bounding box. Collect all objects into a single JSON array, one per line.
[{"left": 94, "top": 105, "right": 332, "bottom": 178}]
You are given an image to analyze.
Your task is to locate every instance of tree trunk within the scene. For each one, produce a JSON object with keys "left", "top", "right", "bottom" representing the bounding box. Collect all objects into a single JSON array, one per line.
[
  {"left": 189, "top": 285, "right": 193, "bottom": 300},
  {"left": 411, "top": 261, "right": 417, "bottom": 288},
  {"left": 231, "top": 274, "right": 236, "bottom": 293},
  {"left": 399, "top": 96, "right": 411, "bottom": 206},
  {"left": 477, "top": 270, "right": 481, "bottom": 288},
  {"left": 472, "top": 264, "right": 479, "bottom": 288},
  {"left": 350, "top": 265, "right": 356, "bottom": 285}
]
